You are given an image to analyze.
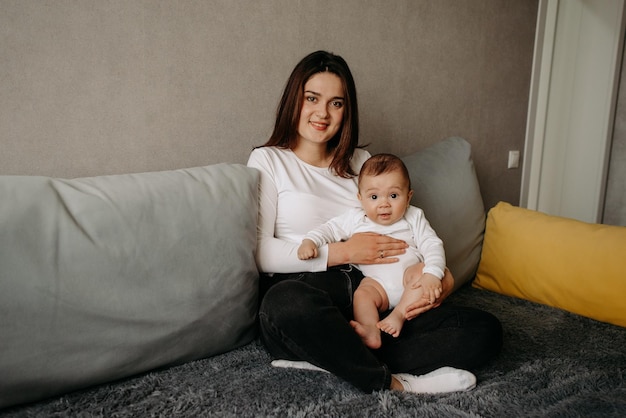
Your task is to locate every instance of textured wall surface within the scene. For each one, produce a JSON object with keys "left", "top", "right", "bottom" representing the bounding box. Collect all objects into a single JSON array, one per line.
[{"left": 0, "top": 0, "right": 538, "bottom": 210}]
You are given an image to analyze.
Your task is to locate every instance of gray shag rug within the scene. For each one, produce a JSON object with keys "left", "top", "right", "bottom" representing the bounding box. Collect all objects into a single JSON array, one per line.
[{"left": 2, "top": 286, "right": 625, "bottom": 417}]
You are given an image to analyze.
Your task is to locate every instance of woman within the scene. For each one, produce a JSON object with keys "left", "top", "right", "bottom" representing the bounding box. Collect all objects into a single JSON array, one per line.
[{"left": 247, "top": 50, "right": 502, "bottom": 393}]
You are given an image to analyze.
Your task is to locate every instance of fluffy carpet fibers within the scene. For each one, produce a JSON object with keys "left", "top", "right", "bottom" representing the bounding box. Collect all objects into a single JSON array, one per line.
[{"left": 3, "top": 287, "right": 625, "bottom": 417}]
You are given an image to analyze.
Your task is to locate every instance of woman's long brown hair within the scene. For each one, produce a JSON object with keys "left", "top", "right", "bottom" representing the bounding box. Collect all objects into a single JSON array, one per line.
[{"left": 261, "top": 51, "right": 363, "bottom": 178}]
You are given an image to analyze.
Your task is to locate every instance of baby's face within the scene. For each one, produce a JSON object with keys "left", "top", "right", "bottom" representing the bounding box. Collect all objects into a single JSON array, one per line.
[{"left": 358, "top": 171, "right": 412, "bottom": 226}]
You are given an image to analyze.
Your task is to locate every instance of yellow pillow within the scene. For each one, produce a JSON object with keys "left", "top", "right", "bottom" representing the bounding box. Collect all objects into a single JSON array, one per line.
[{"left": 474, "top": 202, "right": 626, "bottom": 328}]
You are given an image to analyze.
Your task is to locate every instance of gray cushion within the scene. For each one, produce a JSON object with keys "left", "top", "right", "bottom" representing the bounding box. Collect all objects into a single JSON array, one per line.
[
  {"left": 402, "top": 137, "right": 485, "bottom": 290},
  {"left": 0, "top": 164, "right": 259, "bottom": 408}
]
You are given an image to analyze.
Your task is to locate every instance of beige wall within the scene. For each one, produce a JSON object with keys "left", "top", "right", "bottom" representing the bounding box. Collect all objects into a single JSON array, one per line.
[{"left": 0, "top": 0, "right": 538, "bottom": 210}]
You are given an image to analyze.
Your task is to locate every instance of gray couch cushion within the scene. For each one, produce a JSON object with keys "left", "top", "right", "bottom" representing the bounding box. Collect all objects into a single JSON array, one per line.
[
  {"left": 402, "top": 137, "right": 485, "bottom": 290},
  {"left": 0, "top": 164, "right": 259, "bottom": 408}
]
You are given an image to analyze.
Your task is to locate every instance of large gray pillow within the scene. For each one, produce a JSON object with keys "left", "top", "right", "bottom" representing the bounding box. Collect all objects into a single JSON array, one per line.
[
  {"left": 0, "top": 164, "right": 259, "bottom": 408},
  {"left": 402, "top": 137, "right": 485, "bottom": 290}
]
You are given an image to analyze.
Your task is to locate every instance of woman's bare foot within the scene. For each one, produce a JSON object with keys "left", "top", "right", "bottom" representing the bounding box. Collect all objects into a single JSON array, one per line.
[
  {"left": 377, "top": 311, "right": 405, "bottom": 338},
  {"left": 349, "top": 320, "right": 382, "bottom": 349}
]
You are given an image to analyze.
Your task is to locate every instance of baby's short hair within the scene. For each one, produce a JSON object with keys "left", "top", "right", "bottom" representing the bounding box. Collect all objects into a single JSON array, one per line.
[{"left": 358, "top": 153, "right": 412, "bottom": 190}]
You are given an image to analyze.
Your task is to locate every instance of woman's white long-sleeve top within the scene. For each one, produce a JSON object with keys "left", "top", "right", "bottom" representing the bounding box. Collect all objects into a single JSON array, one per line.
[{"left": 247, "top": 146, "right": 371, "bottom": 273}]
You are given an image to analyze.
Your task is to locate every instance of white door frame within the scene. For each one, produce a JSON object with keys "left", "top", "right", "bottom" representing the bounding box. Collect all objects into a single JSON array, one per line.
[{"left": 520, "top": 0, "right": 626, "bottom": 223}]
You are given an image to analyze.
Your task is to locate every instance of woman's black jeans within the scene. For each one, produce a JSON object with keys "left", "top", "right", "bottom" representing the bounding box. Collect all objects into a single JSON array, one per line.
[{"left": 258, "top": 265, "right": 502, "bottom": 393}]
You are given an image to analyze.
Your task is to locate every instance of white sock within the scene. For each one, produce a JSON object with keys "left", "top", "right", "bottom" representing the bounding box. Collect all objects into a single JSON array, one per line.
[
  {"left": 271, "top": 359, "right": 330, "bottom": 373},
  {"left": 393, "top": 367, "right": 476, "bottom": 394}
]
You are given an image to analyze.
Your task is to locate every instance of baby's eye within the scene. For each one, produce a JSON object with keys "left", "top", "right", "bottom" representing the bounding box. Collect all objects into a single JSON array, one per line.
[
  {"left": 390, "top": 193, "right": 398, "bottom": 199},
  {"left": 370, "top": 195, "right": 378, "bottom": 200}
]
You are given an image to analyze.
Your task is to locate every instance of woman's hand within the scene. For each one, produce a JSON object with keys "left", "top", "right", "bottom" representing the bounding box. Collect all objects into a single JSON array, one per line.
[
  {"left": 404, "top": 269, "right": 455, "bottom": 320},
  {"left": 327, "top": 232, "right": 408, "bottom": 267}
]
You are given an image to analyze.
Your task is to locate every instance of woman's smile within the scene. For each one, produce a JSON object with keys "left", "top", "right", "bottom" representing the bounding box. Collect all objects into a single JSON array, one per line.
[{"left": 310, "top": 120, "right": 329, "bottom": 130}]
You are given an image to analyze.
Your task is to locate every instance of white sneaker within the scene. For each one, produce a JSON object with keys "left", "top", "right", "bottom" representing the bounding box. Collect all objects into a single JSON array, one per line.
[{"left": 394, "top": 367, "right": 477, "bottom": 394}]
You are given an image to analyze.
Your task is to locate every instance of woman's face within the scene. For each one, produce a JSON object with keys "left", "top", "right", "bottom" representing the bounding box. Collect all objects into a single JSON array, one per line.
[{"left": 296, "top": 72, "right": 345, "bottom": 147}]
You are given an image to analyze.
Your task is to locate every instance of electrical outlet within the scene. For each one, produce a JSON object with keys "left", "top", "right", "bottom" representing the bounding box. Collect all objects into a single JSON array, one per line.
[{"left": 508, "top": 150, "right": 520, "bottom": 169}]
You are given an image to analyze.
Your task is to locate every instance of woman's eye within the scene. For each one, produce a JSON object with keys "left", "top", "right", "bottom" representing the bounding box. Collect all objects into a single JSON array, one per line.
[
  {"left": 331, "top": 101, "right": 344, "bottom": 108},
  {"left": 306, "top": 96, "right": 316, "bottom": 103}
]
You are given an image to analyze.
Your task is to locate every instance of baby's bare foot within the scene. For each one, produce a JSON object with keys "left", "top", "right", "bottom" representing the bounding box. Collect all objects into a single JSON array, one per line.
[
  {"left": 377, "top": 312, "right": 405, "bottom": 338},
  {"left": 349, "top": 320, "right": 382, "bottom": 349}
]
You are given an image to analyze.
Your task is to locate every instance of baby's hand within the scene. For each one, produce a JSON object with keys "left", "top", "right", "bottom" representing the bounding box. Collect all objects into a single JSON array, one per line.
[
  {"left": 420, "top": 273, "right": 443, "bottom": 304},
  {"left": 297, "top": 239, "right": 319, "bottom": 260}
]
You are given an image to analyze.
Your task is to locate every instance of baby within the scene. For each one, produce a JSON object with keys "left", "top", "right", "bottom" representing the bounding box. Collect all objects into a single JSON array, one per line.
[{"left": 298, "top": 153, "right": 446, "bottom": 349}]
